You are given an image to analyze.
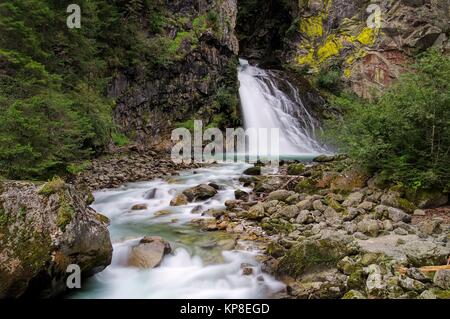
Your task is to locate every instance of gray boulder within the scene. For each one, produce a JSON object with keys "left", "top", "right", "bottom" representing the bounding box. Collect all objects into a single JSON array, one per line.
[
  {"left": 0, "top": 180, "right": 112, "bottom": 298},
  {"left": 128, "top": 236, "right": 171, "bottom": 269}
]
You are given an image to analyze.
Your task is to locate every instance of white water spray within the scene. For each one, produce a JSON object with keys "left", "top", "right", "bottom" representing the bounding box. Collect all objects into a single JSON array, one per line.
[{"left": 238, "top": 59, "right": 328, "bottom": 155}]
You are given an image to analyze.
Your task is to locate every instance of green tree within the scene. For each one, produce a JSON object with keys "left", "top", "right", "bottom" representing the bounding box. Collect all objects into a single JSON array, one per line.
[{"left": 325, "top": 49, "right": 450, "bottom": 191}]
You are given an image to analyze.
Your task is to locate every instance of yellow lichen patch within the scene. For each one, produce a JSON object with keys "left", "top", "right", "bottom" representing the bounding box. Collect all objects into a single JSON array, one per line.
[
  {"left": 344, "top": 67, "right": 351, "bottom": 78},
  {"left": 356, "top": 27, "right": 378, "bottom": 46},
  {"left": 297, "top": 48, "right": 315, "bottom": 66},
  {"left": 317, "top": 36, "right": 343, "bottom": 63},
  {"left": 299, "top": 16, "right": 323, "bottom": 38}
]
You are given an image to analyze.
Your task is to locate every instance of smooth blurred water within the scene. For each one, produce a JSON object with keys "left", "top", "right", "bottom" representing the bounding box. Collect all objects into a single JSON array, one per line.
[
  {"left": 238, "top": 59, "right": 329, "bottom": 156},
  {"left": 70, "top": 163, "right": 285, "bottom": 299}
]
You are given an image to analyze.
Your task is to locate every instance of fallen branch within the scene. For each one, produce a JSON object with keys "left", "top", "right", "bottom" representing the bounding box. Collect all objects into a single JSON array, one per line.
[{"left": 397, "top": 265, "right": 450, "bottom": 274}]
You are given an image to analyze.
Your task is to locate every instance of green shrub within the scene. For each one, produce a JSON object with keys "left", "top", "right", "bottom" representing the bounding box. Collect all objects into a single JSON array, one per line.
[
  {"left": 66, "top": 161, "right": 92, "bottom": 175},
  {"left": 316, "top": 67, "right": 341, "bottom": 92},
  {"left": 111, "top": 132, "right": 130, "bottom": 147},
  {"left": 38, "top": 177, "right": 66, "bottom": 196},
  {"left": 325, "top": 49, "right": 450, "bottom": 191}
]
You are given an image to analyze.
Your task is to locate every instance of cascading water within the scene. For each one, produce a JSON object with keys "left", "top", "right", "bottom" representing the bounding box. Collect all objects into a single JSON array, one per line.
[
  {"left": 71, "top": 164, "right": 285, "bottom": 299},
  {"left": 72, "top": 59, "right": 329, "bottom": 300},
  {"left": 238, "top": 59, "right": 328, "bottom": 156}
]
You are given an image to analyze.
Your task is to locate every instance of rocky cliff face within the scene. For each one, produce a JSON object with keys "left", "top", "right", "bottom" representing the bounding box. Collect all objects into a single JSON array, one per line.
[
  {"left": 284, "top": 0, "right": 450, "bottom": 97},
  {"left": 111, "top": 0, "right": 240, "bottom": 146},
  {"left": 0, "top": 180, "right": 112, "bottom": 298}
]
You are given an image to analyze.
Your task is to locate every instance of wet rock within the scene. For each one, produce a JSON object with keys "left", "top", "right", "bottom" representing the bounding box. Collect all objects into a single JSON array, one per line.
[
  {"left": 128, "top": 236, "right": 171, "bottom": 269},
  {"left": 183, "top": 184, "right": 218, "bottom": 202},
  {"left": 243, "top": 166, "right": 261, "bottom": 176},
  {"left": 144, "top": 188, "right": 157, "bottom": 199},
  {"left": 434, "top": 270, "right": 450, "bottom": 290},
  {"left": 131, "top": 203, "right": 148, "bottom": 210},
  {"left": 154, "top": 210, "right": 172, "bottom": 217},
  {"left": 242, "top": 267, "right": 254, "bottom": 276},
  {"left": 234, "top": 189, "right": 249, "bottom": 201},
  {"left": 170, "top": 194, "right": 189, "bottom": 206},
  {"left": 208, "top": 183, "right": 220, "bottom": 190}
]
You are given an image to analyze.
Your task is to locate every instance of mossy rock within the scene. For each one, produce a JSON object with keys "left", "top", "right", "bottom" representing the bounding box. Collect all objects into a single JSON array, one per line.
[
  {"left": 396, "top": 198, "right": 416, "bottom": 214},
  {"left": 347, "top": 269, "right": 366, "bottom": 290},
  {"left": 405, "top": 188, "right": 448, "bottom": 209},
  {"left": 324, "top": 195, "right": 343, "bottom": 212},
  {"left": 267, "top": 242, "right": 285, "bottom": 258},
  {"left": 342, "top": 290, "right": 366, "bottom": 299},
  {"left": 243, "top": 166, "right": 261, "bottom": 176},
  {"left": 261, "top": 220, "right": 293, "bottom": 235},
  {"left": 277, "top": 238, "right": 354, "bottom": 278},
  {"left": 294, "top": 179, "right": 317, "bottom": 194},
  {"left": 433, "top": 289, "right": 450, "bottom": 299},
  {"left": 287, "top": 163, "right": 305, "bottom": 175},
  {"left": 57, "top": 193, "right": 75, "bottom": 231},
  {"left": 38, "top": 177, "right": 66, "bottom": 196},
  {"left": 96, "top": 213, "right": 110, "bottom": 224}
]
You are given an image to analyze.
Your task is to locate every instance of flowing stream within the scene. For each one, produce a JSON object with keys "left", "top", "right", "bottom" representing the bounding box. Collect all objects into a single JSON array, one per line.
[
  {"left": 71, "top": 163, "right": 285, "bottom": 299},
  {"left": 72, "top": 61, "right": 326, "bottom": 299}
]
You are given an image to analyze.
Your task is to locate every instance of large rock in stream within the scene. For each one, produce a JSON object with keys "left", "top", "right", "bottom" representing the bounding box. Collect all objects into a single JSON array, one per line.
[
  {"left": 182, "top": 184, "right": 218, "bottom": 202},
  {"left": 128, "top": 236, "right": 172, "bottom": 269},
  {"left": 0, "top": 180, "right": 112, "bottom": 298}
]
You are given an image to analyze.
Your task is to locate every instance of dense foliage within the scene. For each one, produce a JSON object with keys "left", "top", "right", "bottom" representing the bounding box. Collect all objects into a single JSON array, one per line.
[
  {"left": 0, "top": 0, "right": 167, "bottom": 179},
  {"left": 326, "top": 50, "right": 450, "bottom": 191}
]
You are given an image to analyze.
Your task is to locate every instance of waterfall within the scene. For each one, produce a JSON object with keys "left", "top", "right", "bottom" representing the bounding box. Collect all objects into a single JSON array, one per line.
[{"left": 238, "top": 59, "right": 328, "bottom": 156}]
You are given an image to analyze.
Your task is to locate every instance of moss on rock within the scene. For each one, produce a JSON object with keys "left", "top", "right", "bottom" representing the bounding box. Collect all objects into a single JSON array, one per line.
[
  {"left": 38, "top": 177, "right": 66, "bottom": 197},
  {"left": 277, "top": 238, "right": 354, "bottom": 278}
]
